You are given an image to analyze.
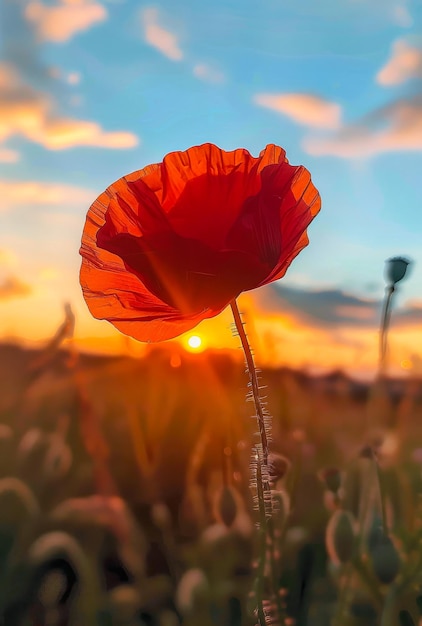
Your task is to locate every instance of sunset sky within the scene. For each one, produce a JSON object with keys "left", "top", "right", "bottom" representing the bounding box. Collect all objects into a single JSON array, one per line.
[{"left": 1, "top": 0, "right": 422, "bottom": 376}]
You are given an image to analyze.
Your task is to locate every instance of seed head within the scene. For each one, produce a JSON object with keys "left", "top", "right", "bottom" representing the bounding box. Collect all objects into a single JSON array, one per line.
[
  {"left": 370, "top": 534, "right": 400, "bottom": 584},
  {"left": 267, "top": 452, "right": 291, "bottom": 486},
  {"left": 385, "top": 256, "right": 411, "bottom": 286}
]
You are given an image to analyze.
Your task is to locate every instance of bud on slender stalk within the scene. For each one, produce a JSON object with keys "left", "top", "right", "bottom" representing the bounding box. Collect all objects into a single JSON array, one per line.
[
  {"left": 385, "top": 256, "right": 411, "bottom": 286},
  {"left": 370, "top": 534, "right": 400, "bottom": 584},
  {"left": 267, "top": 452, "right": 291, "bottom": 488}
]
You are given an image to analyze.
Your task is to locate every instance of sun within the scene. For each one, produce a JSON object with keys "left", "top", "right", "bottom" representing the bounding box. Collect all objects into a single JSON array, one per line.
[{"left": 187, "top": 335, "right": 202, "bottom": 350}]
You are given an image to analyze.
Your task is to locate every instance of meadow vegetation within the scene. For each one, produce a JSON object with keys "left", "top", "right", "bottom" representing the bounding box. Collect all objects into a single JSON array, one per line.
[{"left": 0, "top": 321, "right": 422, "bottom": 626}]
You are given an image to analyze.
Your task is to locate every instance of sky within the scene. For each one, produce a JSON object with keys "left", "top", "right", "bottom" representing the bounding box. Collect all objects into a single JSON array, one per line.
[{"left": 1, "top": 0, "right": 422, "bottom": 377}]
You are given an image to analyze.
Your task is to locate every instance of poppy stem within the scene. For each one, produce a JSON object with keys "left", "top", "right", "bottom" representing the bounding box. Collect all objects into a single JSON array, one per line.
[
  {"left": 230, "top": 299, "right": 269, "bottom": 465},
  {"left": 379, "top": 284, "right": 395, "bottom": 376}
]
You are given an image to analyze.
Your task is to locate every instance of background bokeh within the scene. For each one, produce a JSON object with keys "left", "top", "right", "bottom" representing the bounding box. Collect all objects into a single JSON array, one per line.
[{"left": 1, "top": 0, "right": 422, "bottom": 377}]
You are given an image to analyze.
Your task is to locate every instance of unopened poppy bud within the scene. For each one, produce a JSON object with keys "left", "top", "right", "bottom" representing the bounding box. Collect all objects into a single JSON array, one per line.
[
  {"left": 326, "top": 510, "right": 356, "bottom": 564},
  {"left": 213, "top": 485, "right": 239, "bottom": 527},
  {"left": 385, "top": 256, "right": 411, "bottom": 286},
  {"left": 319, "top": 467, "right": 342, "bottom": 493},
  {"left": 370, "top": 534, "right": 400, "bottom": 584},
  {"left": 267, "top": 452, "right": 291, "bottom": 485}
]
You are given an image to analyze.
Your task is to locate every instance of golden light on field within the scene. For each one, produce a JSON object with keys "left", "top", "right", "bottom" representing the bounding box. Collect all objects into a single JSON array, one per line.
[{"left": 187, "top": 335, "right": 202, "bottom": 350}]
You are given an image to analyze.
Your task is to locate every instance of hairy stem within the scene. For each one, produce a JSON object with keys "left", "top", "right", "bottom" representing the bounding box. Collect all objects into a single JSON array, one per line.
[{"left": 230, "top": 299, "right": 269, "bottom": 464}]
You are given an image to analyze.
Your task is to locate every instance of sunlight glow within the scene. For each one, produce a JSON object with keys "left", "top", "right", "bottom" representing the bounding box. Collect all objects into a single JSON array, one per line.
[{"left": 187, "top": 335, "right": 202, "bottom": 349}]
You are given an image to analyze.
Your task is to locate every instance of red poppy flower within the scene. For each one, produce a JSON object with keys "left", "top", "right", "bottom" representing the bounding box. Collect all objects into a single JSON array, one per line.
[{"left": 80, "top": 143, "right": 320, "bottom": 342}]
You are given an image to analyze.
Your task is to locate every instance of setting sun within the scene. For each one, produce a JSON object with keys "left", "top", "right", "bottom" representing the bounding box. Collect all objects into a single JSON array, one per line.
[{"left": 187, "top": 335, "right": 202, "bottom": 350}]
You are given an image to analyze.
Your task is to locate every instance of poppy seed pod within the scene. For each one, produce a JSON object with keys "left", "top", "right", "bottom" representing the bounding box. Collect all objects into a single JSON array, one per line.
[
  {"left": 385, "top": 256, "right": 411, "bottom": 286},
  {"left": 370, "top": 534, "right": 400, "bottom": 585},
  {"left": 267, "top": 452, "right": 291, "bottom": 486},
  {"left": 325, "top": 509, "right": 356, "bottom": 564}
]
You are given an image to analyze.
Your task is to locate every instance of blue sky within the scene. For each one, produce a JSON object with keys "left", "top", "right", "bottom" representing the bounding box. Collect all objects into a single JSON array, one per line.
[{"left": 1, "top": 0, "right": 422, "bottom": 374}]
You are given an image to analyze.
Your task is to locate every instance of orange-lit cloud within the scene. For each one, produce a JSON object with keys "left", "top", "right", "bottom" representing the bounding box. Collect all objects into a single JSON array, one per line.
[
  {"left": 193, "top": 63, "right": 225, "bottom": 84},
  {"left": 25, "top": 0, "right": 107, "bottom": 43},
  {"left": 0, "top": 148, "right": 19, "bottom": 163},
  {"left": 31, "top": 118, "right": 139, "bottom": 150},
  {"left": 377, "top": 39, "right": 422, "bottom": 85},
  {"left": 254, "top": 93, "right": 342, "bottom": 129},
  {"left": 228, "top": 284, "right": 422, "bottom": 375},
  {"left": 304, "top": 96, "right": 422, "bottom": 157},
  {"left": 0, "top": 180, "right": 95, "bottom": 211},
  {"left": 0, "top": 276, "right": 32, "bottom": 301},
  {"left": 141, "top": 7, "right": 183, "bottom": 61},
  {"left": 0, "top": 63, "right": 139, "bottom": 150}
]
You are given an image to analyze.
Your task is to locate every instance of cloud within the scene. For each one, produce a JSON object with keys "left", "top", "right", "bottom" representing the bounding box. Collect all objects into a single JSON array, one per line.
[
  {"left": 377, "top": 39, "right": 422, "bottom": 86},
  {"left": 0, "top": 63, "right": 139, "bottom": 150},
  {"left": 259, "top": 283, "right": 422, "bottom": 330},
  {"left": 253, "top": 93, "right": 342, "bottom": 129},
  {"left": 193, "top": 63, "right": 225, "bottom": 84},
  {"left": 25, "top": 0, "right": 107, "bottom": 43},
  {"left": 0, "top": 148, "right": 19, "bottom": 163},
  {"left": 0, "top": 180, "right": 96, "bottom": 211},
  {"left": 141, "top": 7, "right": 183, "bottom": 61},
  {"left": 0, "top": 276, "right": 32, "bottom": 300},
  {"left": 28, "top": 118, "right": 138, "bottom": 150},
  {"left": 303, "top": 95, "right": 422, "bottom": 157}
]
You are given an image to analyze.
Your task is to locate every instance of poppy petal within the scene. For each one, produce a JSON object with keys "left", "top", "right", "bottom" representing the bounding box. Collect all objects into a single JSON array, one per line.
[{"left": 80, "top": 143, "right": 320, "bottom": 343}]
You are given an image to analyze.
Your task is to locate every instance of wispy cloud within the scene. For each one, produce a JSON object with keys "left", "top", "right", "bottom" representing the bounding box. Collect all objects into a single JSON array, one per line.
[
  {"left": 141, "top": 7, "right": 183, "bottom": 61},
  {"left": 0, "top": 63, "right": 138, "bottom": 150},
  {"left": 304, "top": 96, "right": 422, "bottom": 158},
  {"left": 377, "top": 39, "right": 422, "bottom": 86},
  {"left": 0, "top": 276, "right": 32, "bottom": 301},
  {"left": 25, "top": 0, "right": 107, "bottom": 43},
  {"left": 253, "top": 93, "right": 342, "bottom": 129},
  {"left": 0, "top": 180, "right": 95, "bottom": 212},
  {"left": 193, "top": 63, "right": 225, "bottom": 84}
]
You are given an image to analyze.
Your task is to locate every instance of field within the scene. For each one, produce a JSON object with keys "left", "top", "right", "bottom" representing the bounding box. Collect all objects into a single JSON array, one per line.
[{"left": 0, "top": 338, "right": 422, "bottom": 626}]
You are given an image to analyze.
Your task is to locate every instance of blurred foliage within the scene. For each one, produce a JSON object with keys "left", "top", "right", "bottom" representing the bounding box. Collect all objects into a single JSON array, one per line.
[{"left": 0, "top": 320, "right": 422, "bottom": 625}]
